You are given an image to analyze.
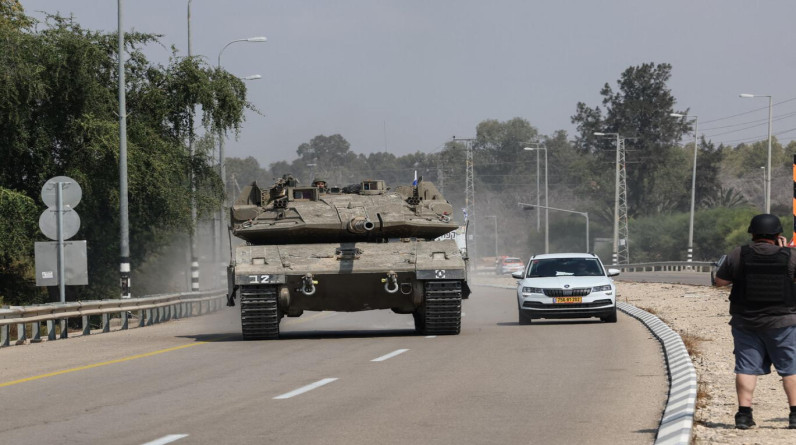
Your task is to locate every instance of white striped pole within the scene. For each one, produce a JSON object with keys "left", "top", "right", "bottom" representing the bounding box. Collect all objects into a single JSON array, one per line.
[{"left": 191, "top": 258, "right": 199, "bottom": 291}]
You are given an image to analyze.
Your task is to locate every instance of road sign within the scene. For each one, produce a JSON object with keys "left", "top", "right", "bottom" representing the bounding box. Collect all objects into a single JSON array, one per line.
[
  {"left": 41, "top": 176, "right": 82, "bottom": 208},
  {"left": 34, "top": 241, "right": 88, "bottom": 286},
  {"left": 38, "top": 206, "right": 80, "bottom": 241}
]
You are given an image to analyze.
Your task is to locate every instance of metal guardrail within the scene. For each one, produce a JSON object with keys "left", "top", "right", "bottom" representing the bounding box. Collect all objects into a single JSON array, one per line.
[
  {"left": 473, "top": 261, "right": 714, "bottom": 276},
  {"left": 0, "top": 289, "right": 226, "bottom": 347},
  {"left": 615, "top": 261, "right": 713, "bottom": 273}
]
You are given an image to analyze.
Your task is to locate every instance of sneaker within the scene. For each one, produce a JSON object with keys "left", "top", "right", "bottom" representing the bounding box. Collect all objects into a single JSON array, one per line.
[
  {"left": 735, "top": 411, "right": 756, "bottom": 429},
  {"left": 789, "top": 412, "right": 796, "bottom": 429}
]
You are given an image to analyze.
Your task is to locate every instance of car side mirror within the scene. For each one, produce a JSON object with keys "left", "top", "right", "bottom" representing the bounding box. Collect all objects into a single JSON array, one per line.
[
  {"left": 607, "top": 268, "right": 620, "bottom": 277},
  {"left": 511, "top": 271, "right": 524, "bottom": 279}
]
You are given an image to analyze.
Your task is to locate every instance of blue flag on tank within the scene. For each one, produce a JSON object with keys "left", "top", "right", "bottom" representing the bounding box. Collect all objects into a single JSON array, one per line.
[{"left": 412, "top": 170, "right": 418, "bottom": 186}]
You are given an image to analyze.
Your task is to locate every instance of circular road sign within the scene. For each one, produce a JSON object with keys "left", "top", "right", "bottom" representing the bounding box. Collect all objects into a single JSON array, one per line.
[
  {"left": 41, "top": 176, "right": 82, "bottom": 208},
  {"left": 38, "top": 207, "right": 81, "bottom": 241}
]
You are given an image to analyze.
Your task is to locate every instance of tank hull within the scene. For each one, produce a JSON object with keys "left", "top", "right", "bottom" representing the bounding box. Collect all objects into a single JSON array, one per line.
[{"left": 231, "top": 239, "right": 469, "bottom": 338}]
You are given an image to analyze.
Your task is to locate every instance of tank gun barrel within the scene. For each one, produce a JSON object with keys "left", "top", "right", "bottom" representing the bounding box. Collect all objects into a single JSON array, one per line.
[{"left": 348, "top": 217, "right": 375, "bottom": 234}]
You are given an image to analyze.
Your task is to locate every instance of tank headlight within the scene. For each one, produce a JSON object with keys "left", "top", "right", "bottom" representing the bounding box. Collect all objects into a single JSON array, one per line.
[
  {"left": 522, "top": 287, "right": 543, "bottom": 294},
  {"left": 592, "top": 284, "right": 612, "bottom": 292}
]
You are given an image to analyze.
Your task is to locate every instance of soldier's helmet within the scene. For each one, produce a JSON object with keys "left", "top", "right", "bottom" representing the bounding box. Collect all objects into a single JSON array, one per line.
[{"left": 747, "top": 213, "right": 783, "bottom": 235}]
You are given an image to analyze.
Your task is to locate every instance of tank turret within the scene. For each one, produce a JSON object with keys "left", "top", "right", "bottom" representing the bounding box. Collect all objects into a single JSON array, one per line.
[{"left": 230, "top": 178, "right": 457, "bottom": 244}]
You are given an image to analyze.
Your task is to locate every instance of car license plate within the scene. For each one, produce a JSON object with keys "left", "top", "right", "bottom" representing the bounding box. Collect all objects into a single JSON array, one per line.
[{"left": 554, "top": 297, "right": 582, "bottom": 304}]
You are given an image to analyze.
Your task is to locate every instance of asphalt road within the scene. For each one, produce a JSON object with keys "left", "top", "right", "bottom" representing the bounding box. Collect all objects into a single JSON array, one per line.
[{"left": 0, "top": 286, "right": 666, "bottom": 445}]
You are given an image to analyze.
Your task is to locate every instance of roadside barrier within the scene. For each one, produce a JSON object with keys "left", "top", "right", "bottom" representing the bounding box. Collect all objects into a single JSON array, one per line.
[
  {"left": 618, "top": 302, "right": 695, "bottom": 445},
  {"left": 616, "top": 261, "right": 712, "bottom": 273},
  {"left": 0, "top": 289, "right": 226, "bottom": 347}
]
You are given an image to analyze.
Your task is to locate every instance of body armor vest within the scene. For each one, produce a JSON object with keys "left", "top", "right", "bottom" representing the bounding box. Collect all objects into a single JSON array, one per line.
[{"left": 729, "top": 245, "right": 794, "bottom": 306}]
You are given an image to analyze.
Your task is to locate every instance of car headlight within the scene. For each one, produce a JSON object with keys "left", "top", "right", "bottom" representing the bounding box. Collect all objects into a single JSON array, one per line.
[
  {"left": 522, "top": 287, "right": 543, "bottom": 294},
  {"left": 592, "top": 284, "right": 612, "bottom": 293}
]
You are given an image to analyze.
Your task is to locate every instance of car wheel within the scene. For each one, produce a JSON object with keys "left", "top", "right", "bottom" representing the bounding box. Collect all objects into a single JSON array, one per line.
[
  {"left": 518, "top": 309, "right": 532, "bottom": 325},
  {"left": 601, "top": 307, "right": 618, "bottom": 323}
]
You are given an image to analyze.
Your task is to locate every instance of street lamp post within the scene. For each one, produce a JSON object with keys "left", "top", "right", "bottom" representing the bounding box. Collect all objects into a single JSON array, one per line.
[
  {"left": 519, "top": 203, "right": 589, "bottom": 252},
  {"left": 486, "top": 215, "right": 498, "bottom": 258},
  {"left": 593, "top": 132, "right": 621, "bottom": 265},
  {"left": 761, "top": 166, "right": 767, "bottom": 211},
  {"left": 217, "top": 36, "right": 267, "bottom": 266},
  {"left": 740, "top": 93, "right": 773, "bottom": 213},
  {"left": 535, "top": 151, "right": 540, "bottom": 231},
  {"left": 524, "top": 145, "right": 548, "bottom": 253},
  {"left": 670, "top": 113, "right": 699, "bottom": 262}
]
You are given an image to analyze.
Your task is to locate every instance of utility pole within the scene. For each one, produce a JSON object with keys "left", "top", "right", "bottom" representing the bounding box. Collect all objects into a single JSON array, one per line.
[
  {"left": 455, "top": 137, "right": 476, "bottom": 265},
  {"left": 436, "top": 157, "right": 444, "bottom": 195},
  {"left": 617, "top": 136, "right": 629, "bottom": 264},
  {"left": 187, "top": 3, "right": 199, "bottom": 291},
  {"left": 117, "top": 0, "right": 131, "bottom": 301},
  {"left": 594, "top": 132, "right": 630, "bottom": 265}
]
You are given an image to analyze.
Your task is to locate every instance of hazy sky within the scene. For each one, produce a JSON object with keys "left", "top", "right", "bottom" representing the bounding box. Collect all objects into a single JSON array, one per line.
[{"left": 19, "top": 1, "right": 796, "bottom": 167}]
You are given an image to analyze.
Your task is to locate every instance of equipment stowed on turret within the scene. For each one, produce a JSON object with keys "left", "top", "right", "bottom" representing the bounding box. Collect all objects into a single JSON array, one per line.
[{"left": 226, "top": 176, "right": 470, "bottom": 339}]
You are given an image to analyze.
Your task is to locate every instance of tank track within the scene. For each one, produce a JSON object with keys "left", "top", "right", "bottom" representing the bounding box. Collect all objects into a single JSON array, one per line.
[
  {"left": 240, "top": 284, "right": 280, "bottom": 340},
  {"left": 418, "top": 280, "right": 463, "bottom": 335}
]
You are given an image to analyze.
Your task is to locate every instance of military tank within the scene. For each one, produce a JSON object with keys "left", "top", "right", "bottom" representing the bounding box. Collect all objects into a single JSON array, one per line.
[{"left": 226, "top": 175, "right": 470, "bottom": 339}]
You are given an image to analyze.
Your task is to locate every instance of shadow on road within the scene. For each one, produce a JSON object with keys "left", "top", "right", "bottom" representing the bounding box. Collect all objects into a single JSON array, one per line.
[
  {"left": 178, "top": 329, "right": 419, "bottom": 342},
  {"left": 496, "top": 319, "right": 605, "bottom": 327}
]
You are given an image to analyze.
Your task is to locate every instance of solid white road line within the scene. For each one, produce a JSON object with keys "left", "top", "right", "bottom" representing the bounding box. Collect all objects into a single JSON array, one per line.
[
  {"left": 425, "top": 336, "right": 437, "bottom": 339},
  {"left": 273, "top": 378, "right": 339, "bottom": 400},
  {"left": 371, "top": 348, "right": 409, "bottom": 362},
  {"left": 142, "top": 434, "right": 189, "bottom": 445}
]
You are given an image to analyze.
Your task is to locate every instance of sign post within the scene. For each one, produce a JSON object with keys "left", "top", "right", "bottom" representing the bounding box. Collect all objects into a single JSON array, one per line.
[{"left": 37, "top": 176, "right": 86, "bottom": 304}]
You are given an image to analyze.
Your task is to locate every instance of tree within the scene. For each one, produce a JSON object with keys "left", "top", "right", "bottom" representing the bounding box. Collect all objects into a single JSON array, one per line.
[
  {"left": 0, "top": 187, "right": 42, "bottom": 305},
  {"left": 693, "top": 137, "right": 723, "bottom": 209},
  {"left": 473, "top": 117, "right": 539, "bottom": 192},
  {"left": 0, "top": 10, "right": 250, "bottom": 302},
  {"left": 572, "top": 63, "right": 695, "bottom": 216},
  {"left": 297, "top": 134, "right": 353, "bottom": 167}
]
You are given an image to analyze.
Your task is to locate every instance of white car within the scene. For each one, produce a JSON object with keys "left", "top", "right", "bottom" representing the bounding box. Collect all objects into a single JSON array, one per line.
[
  {"left": 496, "top": 257, "right": 524, "bottom": 275},
  {"left": 513, "top": 253, "right": 620, "bottom": 324}
]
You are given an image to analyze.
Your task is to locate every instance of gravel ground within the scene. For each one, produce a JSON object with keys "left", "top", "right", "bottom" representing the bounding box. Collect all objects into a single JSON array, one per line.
[{"left": 473, "top": 276, "right": 796, "bottom": 444}]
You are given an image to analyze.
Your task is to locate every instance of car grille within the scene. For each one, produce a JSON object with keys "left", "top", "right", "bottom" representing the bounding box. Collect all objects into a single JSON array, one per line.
[
  {"left": 523, "top": 299, "right": 612, "bottom": 309},
  {"left": 543, "top": 288, "right": 591, "bottom": 297}
]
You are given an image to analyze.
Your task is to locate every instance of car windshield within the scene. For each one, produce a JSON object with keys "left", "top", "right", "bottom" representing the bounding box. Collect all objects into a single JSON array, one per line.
[{"left": 527, "top": 258, "right": 604, "bottom": 277}]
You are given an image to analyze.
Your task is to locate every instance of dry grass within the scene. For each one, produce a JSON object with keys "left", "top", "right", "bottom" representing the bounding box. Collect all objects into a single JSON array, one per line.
[
  {"left": 636, "top": 305, "right": 659, "bottom": 316},
  {"left": 680, "top": 331, "right": 707, "bottom": 358},
  {"left": 696, "top": 381, "right": 711, "bottom": 409}
]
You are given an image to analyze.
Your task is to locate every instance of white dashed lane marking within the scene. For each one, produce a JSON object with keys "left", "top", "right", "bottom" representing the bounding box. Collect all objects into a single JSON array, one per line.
[
  {"left": 371, "top": 349, "right": 409, "bottom": 362},
  {"left": 142, "top": 434, "right": 188, "bottom": 445},
  {"left": 273, "top": 378, "right": 339, "bottom": 399}
]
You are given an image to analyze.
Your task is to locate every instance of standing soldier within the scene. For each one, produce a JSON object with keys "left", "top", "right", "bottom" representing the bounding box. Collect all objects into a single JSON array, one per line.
[{"left": 714, "top": 213, "right": 796, "bottom": 429}]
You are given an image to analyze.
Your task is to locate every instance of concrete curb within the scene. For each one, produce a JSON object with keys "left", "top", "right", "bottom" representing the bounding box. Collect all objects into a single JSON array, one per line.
[
  {"left": 475, "top": 283, "right": 695, "bottom": 445},
  {"left": 618, "top": 302, "right": 695, "bottom": 445}
]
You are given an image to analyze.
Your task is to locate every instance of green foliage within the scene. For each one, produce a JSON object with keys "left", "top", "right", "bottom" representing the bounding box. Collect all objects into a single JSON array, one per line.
[
  {"left": 0, "top": 187, "right": 45, "bottom": 305},
  {"left": 572, "top": 62, "right": 713, "bottom": 216},
  {"left": 0, "top": 0, "right": 31, "bottom": 31},
  {"left": 629, "top": 207, "right": 760, "bottom": 262},
  {"left": 703, "top": 187, "right": 749, "bottom": 209},
  {"left": 0, "top": 10, "right": 249, "bottom": 303}
]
